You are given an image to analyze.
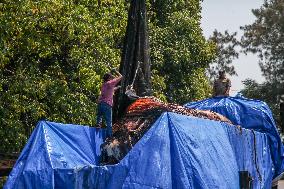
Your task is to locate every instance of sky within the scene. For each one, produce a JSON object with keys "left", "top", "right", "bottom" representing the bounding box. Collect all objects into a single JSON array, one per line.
[{"left": 200, "top": 0, "right": 265, "bottom": 95}]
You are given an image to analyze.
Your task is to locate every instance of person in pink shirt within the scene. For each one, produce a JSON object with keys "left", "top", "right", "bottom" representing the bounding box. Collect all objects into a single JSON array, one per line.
[{"left": 96, "top": 69, "right": 122, "bottom": 138}]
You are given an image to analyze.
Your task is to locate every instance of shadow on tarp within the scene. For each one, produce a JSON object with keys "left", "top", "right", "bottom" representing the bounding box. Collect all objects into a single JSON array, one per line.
[
  {"left": 4, "top": 113, "right": 273, "bottom": 188},
  {"left": 185, "top": 96, "right": 284, "bottom": 178}
]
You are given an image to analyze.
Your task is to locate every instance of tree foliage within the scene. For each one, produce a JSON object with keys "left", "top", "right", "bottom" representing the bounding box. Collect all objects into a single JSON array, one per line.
[
  {"left": 0, "top": 0, "right": 128, "bottom": 152},
  {"left": 240, "top": 0, "right": 284, "bottom": 128},
  {"left": 149, "top": 0, "right": 215, "bottom": 103},
  {"left": 0, "top": 0, "right": 215, "bottom": 152},
  {"left": 240, "top": 0, "right": 284, "bottom": 95},
  {"left": 207, "top": 30, "right": 239, "bottom": 82}
]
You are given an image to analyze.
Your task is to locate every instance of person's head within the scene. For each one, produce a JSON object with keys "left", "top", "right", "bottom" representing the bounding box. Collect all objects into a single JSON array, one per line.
[
  {"left": 103, "top": 73, "right": 114, "bottom": 82},
  {"left": 218, "top": 70, "right": 226, "bottom": 79}
]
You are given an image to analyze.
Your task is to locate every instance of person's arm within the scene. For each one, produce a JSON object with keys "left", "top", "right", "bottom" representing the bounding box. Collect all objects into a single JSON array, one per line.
[
  {"left": 108, "top": 69, "right": 123, "bottom": 86},
  {"left": 111, "top": 68, "right": 122, "bottom": 77},
  {"left": 114, "top": 70, "right": 122, "bottom": 78}
]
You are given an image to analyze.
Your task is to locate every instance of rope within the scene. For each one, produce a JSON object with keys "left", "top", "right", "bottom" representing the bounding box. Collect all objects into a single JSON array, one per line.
[
  {"left": 129, "top": 61, "right": 141, "bottom": 89},
  {"left": 237, "top": 125, "right": 246, "bottom": 171},
  {"left": 252, "top": 130, "right": 262, "bottom": 182}
]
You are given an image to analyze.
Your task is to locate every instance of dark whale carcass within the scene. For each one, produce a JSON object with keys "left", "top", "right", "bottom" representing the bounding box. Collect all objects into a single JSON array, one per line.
[{"left": 100, "top": 97, "right": 232, "bottom": 165}]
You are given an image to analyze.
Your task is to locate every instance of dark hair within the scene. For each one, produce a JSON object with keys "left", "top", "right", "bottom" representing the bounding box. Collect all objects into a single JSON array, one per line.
[
  {"left": 103, "top": 73, "right": 113, "bottom": 82},
  {"left": 219, "top": 70, "right": 225, "bottom": 75}
]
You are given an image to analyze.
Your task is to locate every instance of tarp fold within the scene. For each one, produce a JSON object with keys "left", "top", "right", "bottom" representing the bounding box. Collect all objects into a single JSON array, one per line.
[{"left": 5, "top": 112, "right": 274, "bottom": 188}]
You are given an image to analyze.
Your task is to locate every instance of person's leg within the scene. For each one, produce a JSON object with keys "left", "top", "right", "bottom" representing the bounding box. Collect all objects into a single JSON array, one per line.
[
  {"left": 101, "top": 103, "right": 113, "bottom": 138},
  {"left": 96, "top": 103, "right": 103, "bottom": 127}
]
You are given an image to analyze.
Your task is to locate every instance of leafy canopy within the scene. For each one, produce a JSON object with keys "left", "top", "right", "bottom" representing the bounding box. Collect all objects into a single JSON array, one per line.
[
  {"left": 240, "top": 0, "right": 284, "bottom": 128},
  {"left": 0, "top": 0, "right": 128, "bottom": 152},
  {"left": 0, "top": 0, "right": 215, "bottom": 152}
]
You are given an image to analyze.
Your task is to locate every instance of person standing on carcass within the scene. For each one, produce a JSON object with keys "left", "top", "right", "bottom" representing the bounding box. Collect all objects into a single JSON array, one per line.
[
  {"left": 213, "top": 70, "right": 231, "bottom": 97},
  {"left": 96, "top": 69, "right": 122, "bottom": 139}
]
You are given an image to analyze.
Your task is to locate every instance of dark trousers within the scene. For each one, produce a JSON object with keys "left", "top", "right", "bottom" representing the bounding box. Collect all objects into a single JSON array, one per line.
[{"left": 96, "top": 102, "right": 112, "bottom": 138}]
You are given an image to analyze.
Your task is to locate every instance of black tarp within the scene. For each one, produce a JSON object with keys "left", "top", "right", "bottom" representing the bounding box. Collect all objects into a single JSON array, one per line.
[{"left": 113, "top": 0, "right": 152, "bottom": 120}]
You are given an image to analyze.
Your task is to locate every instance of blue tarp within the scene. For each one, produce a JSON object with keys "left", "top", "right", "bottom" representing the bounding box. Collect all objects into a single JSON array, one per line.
[
  {"left": 5, "top": 112, "right": 274, "bottom": 188},
  {"left": 185, "top": 96, "right": 284, "bottom": 178}
]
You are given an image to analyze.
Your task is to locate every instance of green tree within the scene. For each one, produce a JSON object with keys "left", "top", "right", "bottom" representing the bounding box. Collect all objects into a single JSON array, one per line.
[
  {"left": 149, "top": 0, "right": 216, "bottom": 103},
  {"left": 207, "top": 30, "right": 239, "bottom": 82},
  {"left": 0, "top": 0, "right": 216, "bottom": 153},
  {"left": 240, "top": 0, "right": 284, "bottom": 128},
  {"left": 240, "top": 0, "right": 284, "bottom": 97},
  {"left": 0, "top": 0, "right": 128, "bottom": 152}
]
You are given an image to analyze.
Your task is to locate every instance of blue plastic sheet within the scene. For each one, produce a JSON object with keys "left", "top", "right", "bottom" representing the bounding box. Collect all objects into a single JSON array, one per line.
[
  {"left": 185, "top": 96, "right": 284, "bottom": 178},
  {"left": 5, "top": 112, "right": 274, "bottom": 188},
  {"left": 4, "top": 121, "right": 104, "bottom": 189}
]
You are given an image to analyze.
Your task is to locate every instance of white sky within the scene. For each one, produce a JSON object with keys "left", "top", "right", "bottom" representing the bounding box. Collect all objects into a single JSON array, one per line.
[{"left": 201, "top": 0, "right": 265, "bottom": 95}]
